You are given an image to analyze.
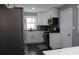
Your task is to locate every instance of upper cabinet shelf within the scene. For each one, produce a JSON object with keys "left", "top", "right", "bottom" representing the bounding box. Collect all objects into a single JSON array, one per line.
[{"left": 37, "top": 8, "right": 58, "bottom": 25}]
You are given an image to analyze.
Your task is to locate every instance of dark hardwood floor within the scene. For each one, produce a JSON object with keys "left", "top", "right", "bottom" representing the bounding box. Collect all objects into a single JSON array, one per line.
[{"left": 25, "top": 44, "right": 51, "bottom": 55}]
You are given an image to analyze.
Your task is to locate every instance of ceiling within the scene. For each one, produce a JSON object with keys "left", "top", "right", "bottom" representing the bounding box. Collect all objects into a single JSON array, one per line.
[{"left": 6, "top": 4, "right": 64, "bottom": 12}]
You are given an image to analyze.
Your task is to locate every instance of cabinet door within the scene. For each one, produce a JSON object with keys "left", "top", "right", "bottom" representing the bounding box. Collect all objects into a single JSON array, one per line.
[
  {"left": 37, "top": 31, "right": 44, "bottom": 42},
  {"left": 26, "top": 31, "right": 32, "bottom": 43},
  {"left": 38, "top": 12, "right": 44, "bottom": 25},
  {"left": 41, "top": 13, "right": 44, "bottom": 25},
  {"left": 32, "top": 31, "right": 44, "bottom": 43},
  {"left": 49, "top": 33, "right": 60, "bottom": 49},
  {"left": 45, "top": 12, "right": 48, "bottom": 25},
  {"left": 38, "top": 12, "right": 48, "bottom": 25},
  {"left": 26, "top": 31, "right": 44, "bottom": 43},
  {"left": 32, "top": 31, "right": 38, "bottom": 43},
  {"left": 53, "top": 8, "right": 58, "bottom": 17},
  {"left": 42, "top": 12, "right": 48, "bottom": 25},
  {"left": 26, "top": 31, "right": 36, "bottom": 43},
  {"left": 47, "top": 10, "right": 51, "bottom": 19},
  {"left": 38, "top": 13, "right": 42, "bottom": 25},
  {"left": 47, "top": 8, "right": 58, "bottom": 18},
  {"left": 50, "top": 9, "right": 53, "bottom": 17}
]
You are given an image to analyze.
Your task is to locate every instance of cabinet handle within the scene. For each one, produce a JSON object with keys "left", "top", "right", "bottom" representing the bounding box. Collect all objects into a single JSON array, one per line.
[{"left": 68, "top": 34, "right": 71, "bottom": 36}]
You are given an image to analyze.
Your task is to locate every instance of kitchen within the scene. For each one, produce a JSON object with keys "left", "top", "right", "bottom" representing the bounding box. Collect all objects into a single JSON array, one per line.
[
  {"left": 0, "top": 4, "right": 79, "bottom": 55},
  {"left": 17, "top": 4, "right": 79, "bottom": 55},
  {"left": 22, "top": 4, "right": 61, "bottom": 54},
  {"left": 8, "top": 4, "right": 61, "bottom": 54}
]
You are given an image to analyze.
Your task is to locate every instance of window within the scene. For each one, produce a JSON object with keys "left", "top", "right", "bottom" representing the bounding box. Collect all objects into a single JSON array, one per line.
[{"left": 24, "top": 16, "right": 37, "bottom": 30}]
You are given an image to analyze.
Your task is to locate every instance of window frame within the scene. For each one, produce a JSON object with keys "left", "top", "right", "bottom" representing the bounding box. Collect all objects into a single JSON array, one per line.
[{"left": 24, "top": 16, "right": 37, "bottom": 30}]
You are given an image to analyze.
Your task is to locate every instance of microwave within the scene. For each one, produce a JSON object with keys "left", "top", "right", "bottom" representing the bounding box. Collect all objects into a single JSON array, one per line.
[{"left": 48, "top": 17, "right": 58, "bottom": 25}]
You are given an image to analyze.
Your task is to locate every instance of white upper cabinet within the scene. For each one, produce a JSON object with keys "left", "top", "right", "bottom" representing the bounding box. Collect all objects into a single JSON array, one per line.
[
  {"left": 37, "top": 8, "right": 58, "bottom": 25},
  {"left": 46, "top": 10, "right": 51, "bottom": 19},
  {"left": 42, "top": 11, "right": 48, "bottom": 25},
  {"left": 37, "top": 12, "right": 43, "bottom": 25},
  {"left": 38, "top": 11, "right": 48, "bottom": 25},
  {"left": 49, "top": 8, "right": 58, "bottom": 18},
  {"left": 52, "top": 8, "right": 58, "bottom": 17}
]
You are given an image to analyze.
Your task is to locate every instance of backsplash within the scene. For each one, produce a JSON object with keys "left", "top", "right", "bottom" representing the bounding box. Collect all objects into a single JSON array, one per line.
[
  {"left": 37, "top": 25, "right": 60, "bottom": 33},
  {"left": 37, "top": 25, "right": 49, "bottom": 31}
]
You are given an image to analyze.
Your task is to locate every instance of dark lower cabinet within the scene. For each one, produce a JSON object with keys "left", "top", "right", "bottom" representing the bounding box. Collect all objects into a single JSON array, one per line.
[{"left": 0, "top": 8, "right": 24, "bottom": 55}]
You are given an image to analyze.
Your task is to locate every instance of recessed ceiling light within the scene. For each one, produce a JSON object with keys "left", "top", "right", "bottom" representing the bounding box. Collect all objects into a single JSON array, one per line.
[{"left": 32, "top": 8, "right": 35, "bottom": 10}]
